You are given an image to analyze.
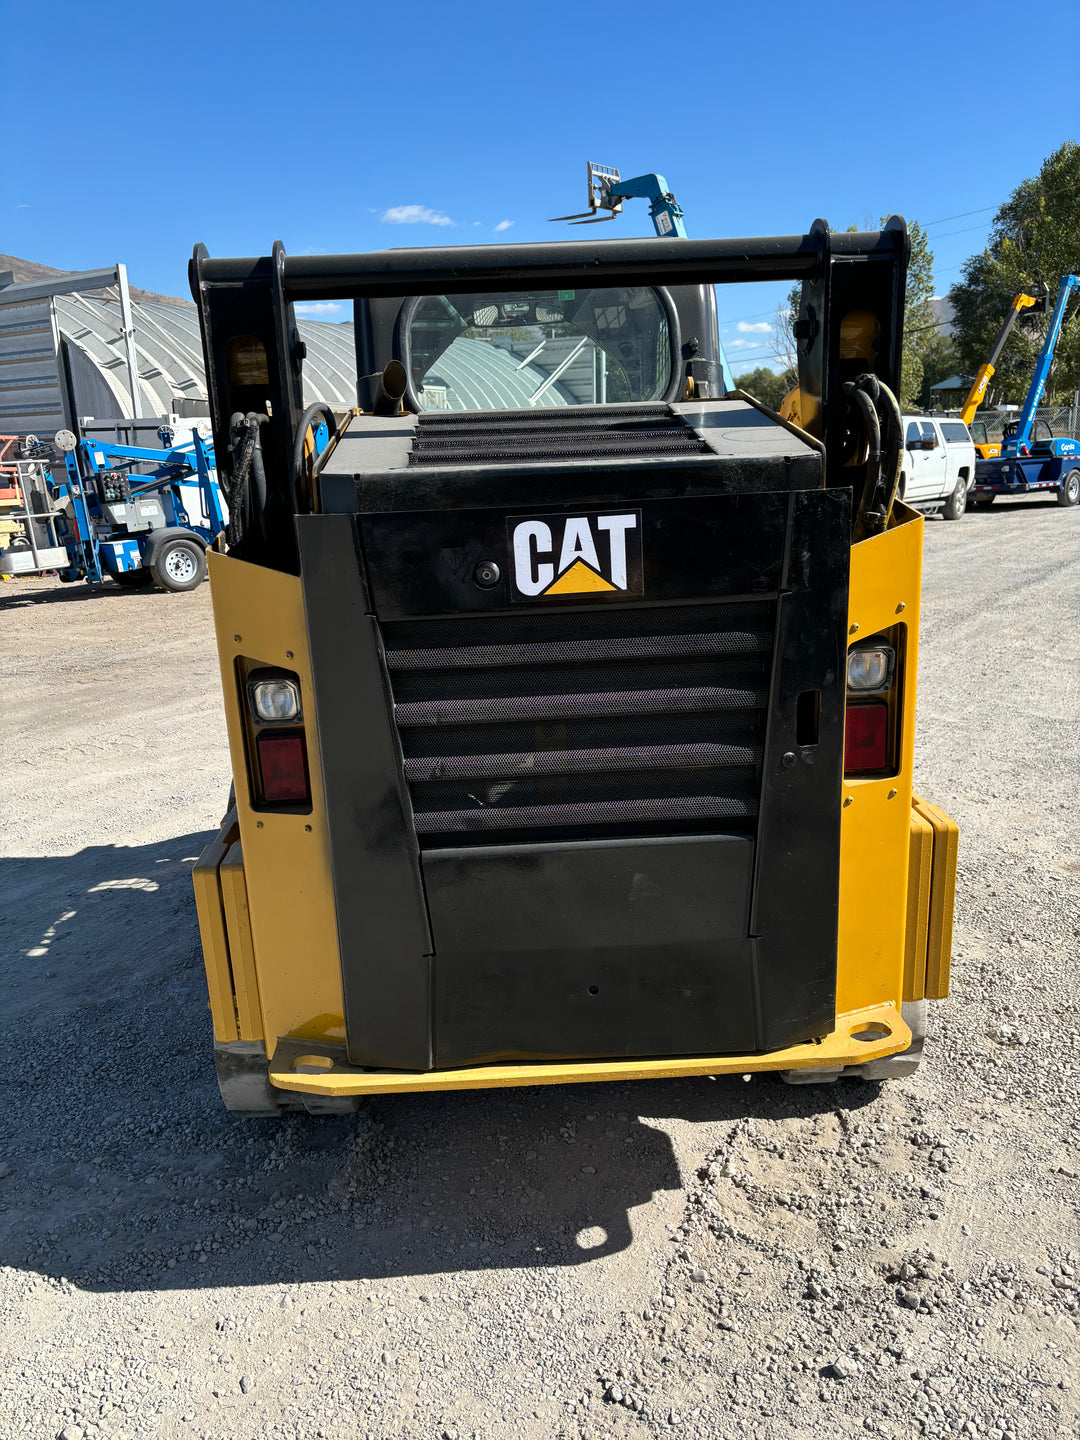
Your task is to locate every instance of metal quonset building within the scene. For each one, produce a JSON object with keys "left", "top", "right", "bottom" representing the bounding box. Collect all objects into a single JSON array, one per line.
[
  {"left": 55, "top": 296, "right": 360, "bottom": 421},
  {"left": 0, "top": 264, "right": 359, "bottom": 437}
]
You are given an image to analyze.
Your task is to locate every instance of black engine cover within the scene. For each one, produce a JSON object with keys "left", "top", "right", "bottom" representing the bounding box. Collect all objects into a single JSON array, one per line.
[{"left": 299, "top": 404, "right": 850, "bottom": 1071}]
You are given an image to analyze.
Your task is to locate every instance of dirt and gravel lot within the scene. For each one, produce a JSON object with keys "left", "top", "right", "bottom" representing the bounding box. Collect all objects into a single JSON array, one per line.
[{"left": 1, "top": 496, "right": 1078, "bottom": 1440}]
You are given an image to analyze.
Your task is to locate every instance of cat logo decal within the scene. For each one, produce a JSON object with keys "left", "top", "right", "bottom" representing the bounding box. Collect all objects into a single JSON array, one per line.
[{"left": 508, "top": 512, "right": 642, "bottom": 601}]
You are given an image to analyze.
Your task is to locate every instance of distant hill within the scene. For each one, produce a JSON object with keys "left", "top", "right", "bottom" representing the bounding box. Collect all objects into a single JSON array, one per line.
[
  {"left": 0, "top": 254, "right": 192, "bottom": 308},
  {"left": 929, "top": 296, "right": 955, "bottom": 336}
]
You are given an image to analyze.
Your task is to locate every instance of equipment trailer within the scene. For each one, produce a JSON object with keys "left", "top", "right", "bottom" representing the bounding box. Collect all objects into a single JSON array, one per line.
[{"left": 189, "top": 223, "right": 958, "bottom": 1113}]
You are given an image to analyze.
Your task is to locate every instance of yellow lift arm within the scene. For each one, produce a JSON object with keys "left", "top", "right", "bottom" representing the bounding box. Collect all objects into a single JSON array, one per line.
[{"left": 959, "top": 291, "right": 1041, "bottom": 454}]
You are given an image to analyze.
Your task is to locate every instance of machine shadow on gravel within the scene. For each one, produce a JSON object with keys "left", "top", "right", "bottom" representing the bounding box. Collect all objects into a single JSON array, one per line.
[
  {"left": 0, "top": 833, "right": 875, "bottom": 1296},
  {"left": 0, "top": 580, "right": 154, "bottom": 610}
]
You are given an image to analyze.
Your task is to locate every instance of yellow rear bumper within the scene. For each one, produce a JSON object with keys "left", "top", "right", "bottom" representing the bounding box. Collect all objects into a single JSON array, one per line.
[{"left": 262, "top": 1004, "right": 911, "bottom": 1097}]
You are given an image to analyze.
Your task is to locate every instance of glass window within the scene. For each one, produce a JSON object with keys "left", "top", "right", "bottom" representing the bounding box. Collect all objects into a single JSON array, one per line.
[
  {"left": 407, "top": 287, "right": 672, "bottom": 412},
  {"left": 905, "top": 422, "right": 922, "bottom": 447},
  {"left": 920, "top": 422, "right": 937, "bottom": 444},
  {"left": 940, "top": 422, "right": 971, "bottom": 443}
]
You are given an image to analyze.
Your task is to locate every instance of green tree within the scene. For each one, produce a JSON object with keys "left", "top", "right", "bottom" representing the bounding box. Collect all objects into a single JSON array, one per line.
[
  {"left": 948, "top": 141, "right": 1080, "bottom": 406},
  {"left": 898, "top": 219, "right": 936, "bottom": 410},
  {"left": 733, "top": 365, "right": 796, "bottom": 410}
]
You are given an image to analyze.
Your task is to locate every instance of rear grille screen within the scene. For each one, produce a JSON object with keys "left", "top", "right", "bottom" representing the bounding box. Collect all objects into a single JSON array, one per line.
[
  {"left": 408, "top": 404, "right": 710, "bottom": 466},
  {"left": 381, "top": 601, "right": 773, "bottom": 846}
]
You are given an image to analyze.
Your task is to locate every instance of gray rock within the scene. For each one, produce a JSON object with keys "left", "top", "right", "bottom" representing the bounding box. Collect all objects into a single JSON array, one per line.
[
  {"left": 830, "top": 1355, "right": 859, "bottom": 1380},
  {"left": 239, "top": 1374, "right": 253, "bottom": 1394},
  {"left": 60, "top": 1428, "right": 84, "bottom": 1440}
]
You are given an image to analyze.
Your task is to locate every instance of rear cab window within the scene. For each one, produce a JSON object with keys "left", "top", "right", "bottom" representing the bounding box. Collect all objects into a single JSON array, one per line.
[
  {"left": 406, "top": 286, "right": 674, "bottom": 412},
  {"left": 939, "top": 422, "right": 971, "bottom": 443}
]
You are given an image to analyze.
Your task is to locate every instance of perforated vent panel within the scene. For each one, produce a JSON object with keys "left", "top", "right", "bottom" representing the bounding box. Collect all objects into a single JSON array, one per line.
[
  {"left": 381, "top": 601, "right": 773, "bottom": 845},
  {"left": 408, "top": 404, "right": 710, "bottom": 466}
]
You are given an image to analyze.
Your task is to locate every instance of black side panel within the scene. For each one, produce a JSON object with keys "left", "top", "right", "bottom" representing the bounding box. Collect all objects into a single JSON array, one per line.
[
  {"left": 424, "top": 836, "right": 756, "bottom": 1067},
  {"left": 751, "top": 487, "right": 851, "bottom": 1048},
  {"left": 296, "top": 514, "right": 433, "bottom": 1070}
]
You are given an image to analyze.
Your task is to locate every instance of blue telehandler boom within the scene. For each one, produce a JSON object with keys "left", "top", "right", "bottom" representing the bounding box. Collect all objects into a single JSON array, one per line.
[
  {"left": 550, "top": 162, "right": 732, "bottom": 394},
  {"left": 550, "top": 161, "right": 688, "bottom": 237}
]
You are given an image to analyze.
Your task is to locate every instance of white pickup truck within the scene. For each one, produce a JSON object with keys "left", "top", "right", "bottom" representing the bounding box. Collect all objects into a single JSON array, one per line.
[{"left": 898, "top": 416, "right": 975, "bottom": 520}]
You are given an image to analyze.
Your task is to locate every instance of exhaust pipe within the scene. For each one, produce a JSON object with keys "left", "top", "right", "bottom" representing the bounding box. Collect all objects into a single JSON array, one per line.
[{"left": 372, "top": 360, "right": 408, "bottom": 417}]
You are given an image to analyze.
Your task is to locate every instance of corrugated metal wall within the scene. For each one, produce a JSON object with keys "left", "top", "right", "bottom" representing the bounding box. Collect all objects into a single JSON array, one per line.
[{"left": 0, "top": 294, "right": 68, "bottom": 435}]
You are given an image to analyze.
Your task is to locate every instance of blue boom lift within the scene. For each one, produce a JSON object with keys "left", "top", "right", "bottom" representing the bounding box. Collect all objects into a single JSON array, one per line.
[
  {"left": 971, "top": 273, "right": 1080, "bottom": 508},
  {"left": 50, "top": 424, "right": 227, "bottom": 589}
]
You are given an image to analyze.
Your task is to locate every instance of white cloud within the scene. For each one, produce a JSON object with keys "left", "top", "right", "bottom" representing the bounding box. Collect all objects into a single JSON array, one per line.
[
  {"left": 295, "top": 302, "right": 343, "bottom": 318},
  {"left": 380, "top": 205, "right": 454, "bottom": 227},
  {"left": 727, "top": 337, "right": 768, "bottom": 350},
  {"left": 494, "top": 220, "right": 515, "bottom": 233},
  {"left": 737, "top": 320, "right": 772, "bottom": 333}
]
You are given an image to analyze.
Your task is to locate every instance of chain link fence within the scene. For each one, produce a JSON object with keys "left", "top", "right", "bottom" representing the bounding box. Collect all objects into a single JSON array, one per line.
[{"left": 942, "top": 403, "right": 1080, "bottom": 441}]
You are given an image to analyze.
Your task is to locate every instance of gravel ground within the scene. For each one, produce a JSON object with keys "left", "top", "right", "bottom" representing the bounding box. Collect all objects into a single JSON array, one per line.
[{"left": 1, "top": 495, "right": 1077, "bottom": 1440}]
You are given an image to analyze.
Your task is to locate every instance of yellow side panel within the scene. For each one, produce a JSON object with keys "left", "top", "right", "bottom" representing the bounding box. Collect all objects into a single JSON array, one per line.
[
  {"left": 206, "top": 552, "right": 345, "bottom": 1047},
  {"left": 191, "top": 815, "right": 239, "bottom": 1043},
  {"left": 219, "top": 842, "right": 263, "bottom": 1041},
  {"left": 836, "top": 504, "right": 923, "bottom": 1015},
  {"left": 904, "top": 807, "right": 934, "bottom": 1001},
  {"left": 913, "top": 794, "right": 959, "bottom": 999}
]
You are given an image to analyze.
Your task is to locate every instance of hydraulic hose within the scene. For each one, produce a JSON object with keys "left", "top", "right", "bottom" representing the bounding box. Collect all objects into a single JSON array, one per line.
[
  {"left": 844, "top": 374, "right": 902, "bottom": 541},
  {"left": 291, "top": 404, "right": 339, "bottom": 510},
  {"left": 226, "top": 411, "right": 269, "bottom": 550}
]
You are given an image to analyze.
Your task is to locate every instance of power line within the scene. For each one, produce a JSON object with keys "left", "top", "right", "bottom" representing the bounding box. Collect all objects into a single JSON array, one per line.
[
  {"left": 928, "top": 220, "right": 996, "bottom": 243},
  {"left": 725, "top": 351, "right": 783, "bottom": 366},
  {"left": 925, "top": 204, "right": 997, "bottom": 227},
  {"left": 718, "top": 305, "right": 783, "bottom": 326}
]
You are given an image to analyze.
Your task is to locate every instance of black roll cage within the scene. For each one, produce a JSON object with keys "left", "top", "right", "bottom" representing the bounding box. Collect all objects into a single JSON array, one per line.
[{"left": 190, "top": 220, "right": 909, "bottom": 571}]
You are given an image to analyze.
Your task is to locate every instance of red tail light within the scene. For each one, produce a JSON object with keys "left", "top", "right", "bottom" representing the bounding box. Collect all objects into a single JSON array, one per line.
[
  {"left": 844, "top": 702, "right": 888, "bottom": 772},
  {"left": 256, "top": 732, "right": 310, "bottom": 804}
]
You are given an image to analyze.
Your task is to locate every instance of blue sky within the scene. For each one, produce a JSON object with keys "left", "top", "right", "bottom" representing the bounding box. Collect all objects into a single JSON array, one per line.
[{"left": 4, "top": 0, "right": 1076, "bottom": 373}]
